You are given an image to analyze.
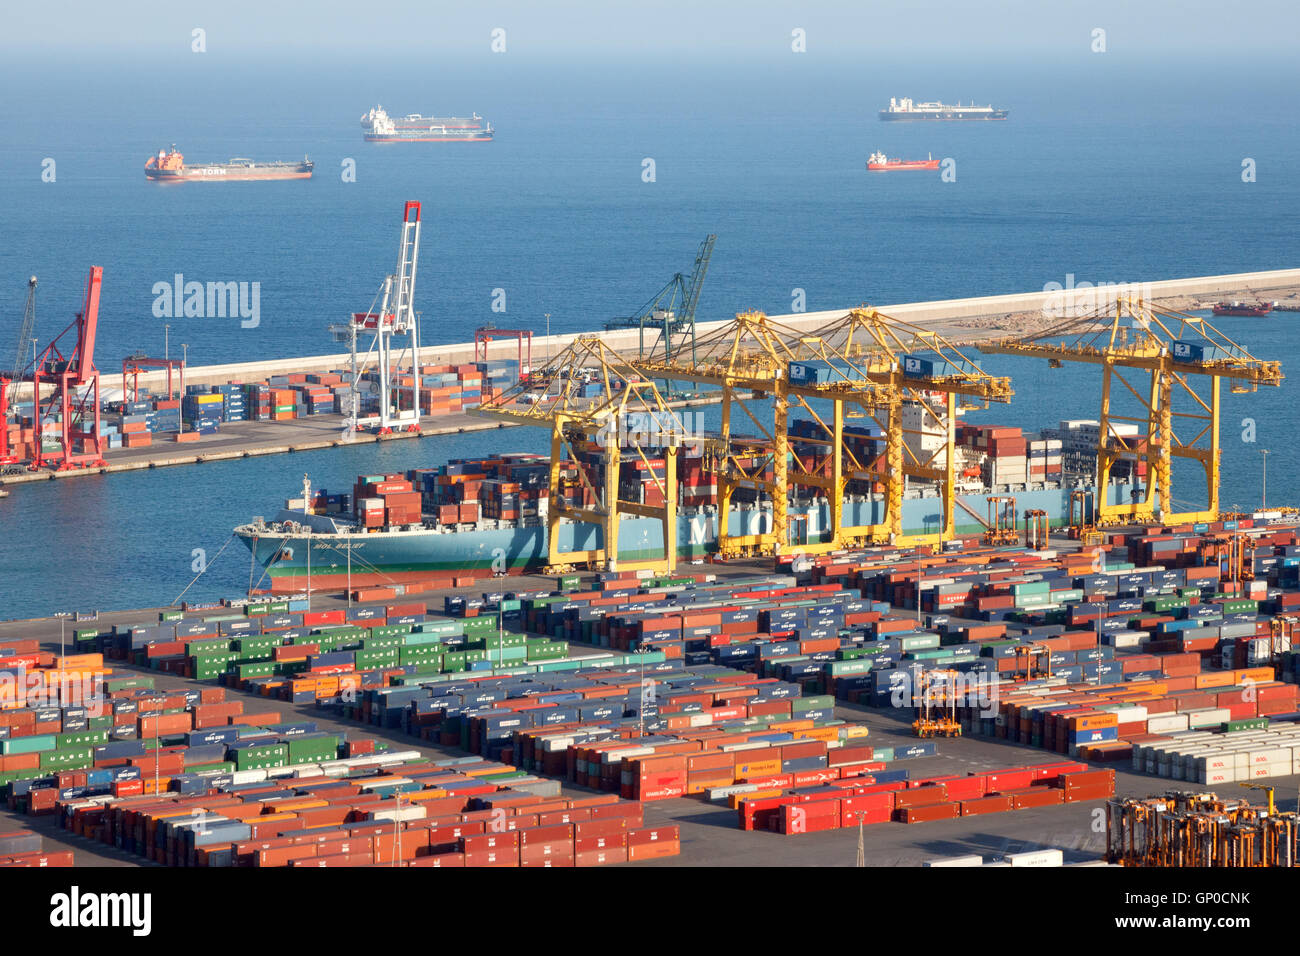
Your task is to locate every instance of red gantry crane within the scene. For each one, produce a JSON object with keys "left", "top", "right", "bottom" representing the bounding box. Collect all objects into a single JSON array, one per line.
[
  {"left": 122, "top": 354, "right": 185, "bottom": 404},
  {"left": 0, "top": 275, "right": 38, "bottom": 465},
  {"left": 30, "top": 267, "right": 106, "bottom": 470}
]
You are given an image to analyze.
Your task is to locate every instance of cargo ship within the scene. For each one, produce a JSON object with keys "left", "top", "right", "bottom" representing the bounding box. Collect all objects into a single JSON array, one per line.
[
  {"left": 361, "top": 105, "right": 494, "bottom": 142},
  {"left": 866, "top": 151, "right": 939, "bottom": 171},
  {"left": 144, "top": 146, "right": 313, "bottom": 182},
  {"left": 1212, "top": 301, "right": 1273, "bottom": 317},
  {"left": 234, "top": 422, "right": 1142, "bottom": 593},
  {"left": 879, "top": 98, "right": 1008, "bottom": 121}
]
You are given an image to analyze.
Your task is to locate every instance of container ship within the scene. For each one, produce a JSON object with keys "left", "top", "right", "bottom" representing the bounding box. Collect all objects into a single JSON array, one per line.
[
  {"left": 234, "top": 418, "right": 1143, "bottom": 593},
  {"left": 361, "top": 105, "right": 494, "bottom": 142},
  {"left": 1212, "top": 300, "right": 1273, "bottom": 317},
  {"left": 144, "top": 146, "right": 313, "bottom": 182},
  {"left": 879, "top": 98, "right": 1008, "bottom": 121},
  {"left": 866, "top": 151, "right": 939, "bottom": 171}
]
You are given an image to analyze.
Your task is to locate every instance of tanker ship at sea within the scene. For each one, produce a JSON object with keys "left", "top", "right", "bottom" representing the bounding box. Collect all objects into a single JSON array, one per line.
[
  {"left": 361, "top": 105, "right": 494, "bottom": 142},
  {"left": 234, "top": 422, "right": 1143, "bottom": 593},
  {"left": 879, "top": 97, "right": 1008, "bottom": 121},
  {"left": 144, "top": 146, "right": 313, "bottom": 181}
]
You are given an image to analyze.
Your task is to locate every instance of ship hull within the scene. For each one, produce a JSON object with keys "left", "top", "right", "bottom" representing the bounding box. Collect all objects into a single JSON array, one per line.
[
  {"left": 1212, "top": 306, "right": 1271, "bottom": 317},
  {"left": 867, "top": 161, "right": 941, "bottom": 171},
  {"left": 236, "top": 485, "right": 1136, "bottom": 593},
  {"left": 879, "top": 110, "right": 1008, "bottom": 121},
  {"left": 145, "top": 165, "right": 313, "bottom": 182},
  {"left": 363, "top": 133, "right": 494, "bottom": 142}
]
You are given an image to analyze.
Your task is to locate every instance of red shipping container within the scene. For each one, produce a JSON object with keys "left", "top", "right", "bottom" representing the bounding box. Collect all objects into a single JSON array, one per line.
[
  {"left": 461, "top": 832, "right": 520, "bottom": 855},
  {"left": 983, "top": 768, "right": 1035, "bottom": 792},
  {"left": 959, "top": 795, "right": 1014, "bottom": 816},
  {"left": 1007, "top": 788, "right": 1064, "bottom": 810},
  {"left": 897, "top": 803, "right": 960, "bottom": 824},
  {"left": 520, "top": 844, "right": 575, "bottom": 867},
  {"left": 779, "top": 799, "right": 841, "bottom": 834},
  {"left": 894, "top": 785, "right": 949, "bottom": 809},
  {"left": 574, "top": 847, "right": 627, "bottom": 866}
]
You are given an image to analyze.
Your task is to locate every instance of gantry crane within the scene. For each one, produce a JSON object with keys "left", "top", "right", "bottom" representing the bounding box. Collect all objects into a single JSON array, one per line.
[
  {"left": 912, "top": 668, "right": 963, "bottom": 738},
  {"left": 25, "top": 268, "right": 106, "bottom": 471},
  {"left": 329, "top": 201, "right": 423, "bottom": 435},
  {"left": 1012, "top": 642, "right": 1052, "bottom": 682},
  {"left": 1024, "top": 508, "right": 1049, "bottom": 550},
  {"left": 1199, "top": 530, "right": 1257, "bottom": 585},
  {"left": 1268, "top": 616, "right": 1297, "bottom": 675},
  {"left": 27, "top": 267, "right": 106, "bottom": 470},
  {"left": 0, "top": 276, "right": 38, "bottom": 464},
  {"left": 797, "top": 307, "right": 1014, "bottom": 546},
  {"left": 1067, "top": 488, "right": 1104, "bottom": 546},
  {"left": 474, "top": 325, "right": 533, "bottom": 379},
  {"left": 122, "top": 353, "right": 185, "bottom": 404},
  {"left": 629, "top": 310, "right": 898, "bottom": 557},
  {"left": 604, "top": 235, "right": 715, "bottom": 365},
  {"left": 982, "top": 495, "right": 1019, "bottom": 546},
  {"left": 474, "top": 334, "right": 700, "bottom": 574},
  {"left": 978, "top": 296, "right": 1282, "bottom": 526}
]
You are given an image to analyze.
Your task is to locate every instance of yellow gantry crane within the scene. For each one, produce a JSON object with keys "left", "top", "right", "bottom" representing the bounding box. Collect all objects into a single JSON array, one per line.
[
  {"left": 912, "top": 668, "right": 963, "bottom": 738},
  {"left": 978, "top": 296, "right": 1281, "bottom": 526},
  {"left": 803, "top": 307, "right": 1014, "bottom": 546},
  {"left": 630, "top": 310, "right": 898, "bottom": 557},
  {"left": 631, "top": 307, "right": 1012, "bottom": 554},
  {"left": 475, "top": 334, "right": 700, "bottom": 574}
]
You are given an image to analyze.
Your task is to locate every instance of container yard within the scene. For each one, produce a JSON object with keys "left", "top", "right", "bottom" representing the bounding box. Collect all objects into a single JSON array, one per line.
[{"left": 3, "top": 506, "right": 1300, "bottom": 874}]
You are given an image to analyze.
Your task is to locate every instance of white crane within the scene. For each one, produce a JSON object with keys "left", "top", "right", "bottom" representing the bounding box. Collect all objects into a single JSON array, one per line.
[{"left": 330, "top": 201, "right": 424, "bottom": 434}]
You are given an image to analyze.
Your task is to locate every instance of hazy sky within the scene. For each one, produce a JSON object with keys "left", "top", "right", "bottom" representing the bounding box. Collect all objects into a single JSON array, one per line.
[{"left": 5, "top": 0, "right": 1298, "bottom": 57}]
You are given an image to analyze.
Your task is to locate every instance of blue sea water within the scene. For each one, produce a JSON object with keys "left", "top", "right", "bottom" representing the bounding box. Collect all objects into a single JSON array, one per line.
[{"left": 0, "top": 51, "right": 1297, "bottom": 619}]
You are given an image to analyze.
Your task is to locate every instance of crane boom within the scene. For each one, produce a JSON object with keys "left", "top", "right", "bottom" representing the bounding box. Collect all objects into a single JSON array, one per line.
[
  {"left": 8, "top": 276, "right": 36, "bottom": 381},
  {"left": 71, "top": 266, "right": 102, "bottom": 382},
  {"left": 604, "top": 235, "right": 717, "bottom": 364},
  {"left": 681, "top": 234, "right": 715, "bottom": 334}
]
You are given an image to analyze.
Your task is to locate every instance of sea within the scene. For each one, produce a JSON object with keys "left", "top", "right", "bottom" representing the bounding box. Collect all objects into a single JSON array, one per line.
[{"left": 1, "top": 50, "right": 1298, "bottom": 619}]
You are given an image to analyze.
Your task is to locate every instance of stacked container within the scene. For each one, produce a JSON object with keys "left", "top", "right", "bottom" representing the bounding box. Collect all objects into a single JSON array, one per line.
[{"left": 181, "top": 387, "right": 222, "bottom": 434}]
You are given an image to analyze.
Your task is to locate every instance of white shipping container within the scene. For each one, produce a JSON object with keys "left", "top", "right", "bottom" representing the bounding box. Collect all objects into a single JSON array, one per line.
[
  {"left": 1147, "top": 713, "right": 1191, "bottom": 734},
  {"left": 1199, "top": 767, "right": 1238, "bottom": 785},
  {"left": 1186, "top": 708, "right": 1231, "bottom": 728},
  {"left": 1111, "top": 705, "right": 1149, "bottom": 723},
  {"left": 1007, "top": 849, "right": 1064, "bottom": 867},
  {"left": 1248, "top": 747, "right": 1294, "bottom": 765},
  {"left": 367, "top": 805, "right": 427, "bottom": 823},
  {"left": 705, "top": 784, "right": 759, "bottom": 802},
  {"left": 923, "top": 855, "right": 985, "bottom": 868},
  {"left": 1104, "top": 630, "right": 1143, "bottom": 649}
]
